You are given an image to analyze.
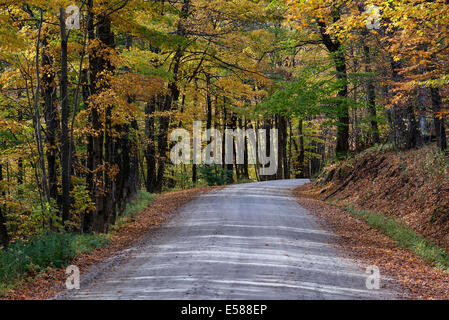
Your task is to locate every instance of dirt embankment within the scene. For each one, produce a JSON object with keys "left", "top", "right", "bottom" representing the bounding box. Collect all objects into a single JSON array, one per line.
[{"left": 301, "top": 144, "right": 449, "bottom": 253}]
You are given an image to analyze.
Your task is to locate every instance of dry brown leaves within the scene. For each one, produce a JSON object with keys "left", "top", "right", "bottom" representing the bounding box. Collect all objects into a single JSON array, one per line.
[
  {"left": 295, "top": 185, "right": 449, "bottom": 300},
  {"left": 2, "top": 187, "right": 216, "bottom": 300},
  {"left": 320, "top": 145, "right": 449, "bottom": 252}
]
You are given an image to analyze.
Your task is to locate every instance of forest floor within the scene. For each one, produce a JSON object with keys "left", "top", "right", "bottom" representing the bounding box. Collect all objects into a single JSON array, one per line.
[
  {"left": 295, "top": 144, "right": 449, "bottom": 299},
  {"left": 1, "top": 186, "right": 216, "bottom": 300}
]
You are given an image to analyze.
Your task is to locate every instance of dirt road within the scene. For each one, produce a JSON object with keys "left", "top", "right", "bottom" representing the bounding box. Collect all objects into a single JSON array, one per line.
[{"left": 62, "top": 180, "right": 399, "bottom": 300}]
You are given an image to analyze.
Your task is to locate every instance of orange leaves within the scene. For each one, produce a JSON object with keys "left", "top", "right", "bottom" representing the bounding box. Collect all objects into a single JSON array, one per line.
[
  {"left": 111, "top": 73, "right": 166, "bottom": 103},
  {"left": 296, "top": 181, "right": 449, "bottom": 300},
  {"left": 380, "top": 0, "right": 449, "bottom": 88}
]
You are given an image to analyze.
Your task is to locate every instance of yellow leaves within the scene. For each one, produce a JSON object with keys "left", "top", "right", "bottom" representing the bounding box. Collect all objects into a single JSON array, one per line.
[
  {"left": 71, "top": 182, "right": 95, "bottom": 217},
  {"left": 120, "top": 47, "right": 164, "bottom": 74},
  {"left": 287, "top": 0, "right": 361, "bottom": 40},
  {"left": 113, "top": 73, "right": 166, "bottom": 102},
  {"left": 0, "top": 11, "right": 25, "bottom": 53},
  {"left": 79, "top": 71, "right": 165, "bottom": 134},
  {"left": 88, "top": 40, "right": 120, "bottom": 67}
]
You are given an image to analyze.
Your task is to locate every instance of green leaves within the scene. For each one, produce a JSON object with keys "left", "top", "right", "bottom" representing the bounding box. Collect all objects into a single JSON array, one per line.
[
  {"left": 199, "top": 165, "right": 233, "bottom": 186},
  {"left": 0, "top": 232, "right": 110, "bottom": 295},
  {"left": 259, "top": 63, "right": 336, "bottom": 118}
]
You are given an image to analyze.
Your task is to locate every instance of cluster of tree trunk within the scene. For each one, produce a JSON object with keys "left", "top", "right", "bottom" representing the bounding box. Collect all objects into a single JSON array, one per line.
[
  {"left": 3, "top": 0, "right": 448, "bottom": 250},
  {"left": 81, "top": 2, "right": 139, "bottom": 233},
  {"left": 317, "top": 8, "right": 446, "bottom": 157},
  {"left": 22, "top": 2, "right": 141, "bottom": 235}
]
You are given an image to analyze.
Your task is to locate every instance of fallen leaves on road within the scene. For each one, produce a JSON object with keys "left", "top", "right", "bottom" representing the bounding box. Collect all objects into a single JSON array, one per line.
[
  {"left": 319, "top": 145, "right": 449, "bottom": 253},
  {"left": 295, "top": 185, "right": 449, "bottom": 300},
  {"left": 2, "top": 187, "right": 216, "bottom": 300}
]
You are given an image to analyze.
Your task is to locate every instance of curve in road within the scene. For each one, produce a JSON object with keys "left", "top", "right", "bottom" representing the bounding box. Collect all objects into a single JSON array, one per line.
[{"left": 66, "top": 180, "right": 399, "bottom": 300}]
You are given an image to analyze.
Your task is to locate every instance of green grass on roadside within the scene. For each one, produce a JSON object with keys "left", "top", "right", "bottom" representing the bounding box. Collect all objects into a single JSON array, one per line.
[
  {"left": 344, "top": 207, "right": 449, "bottom": 271},
  {"left": 123, "top": 190, "right": 154, "bottom": 218},
  {"left": 0, "top": 232, "right": 110, "bottom": 296},
  {"left": 0, "top": 190, "right": 155, "bottom": 297},
  {"left": 113, "top": 190, "right": 154, "bottom": 229}
]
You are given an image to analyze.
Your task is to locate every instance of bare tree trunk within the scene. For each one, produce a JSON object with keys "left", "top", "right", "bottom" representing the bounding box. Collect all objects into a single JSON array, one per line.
[
  {"left": 227, "top": 113, "right": 237, "bottom": 182},
  {"left": 17, "top": 110, "right": 24, "bottom": 193},
  {"left": 103, "top": 102, "right": 116, "bottom": 232},
  {"left": 206, "top": 73, "right": 212, "bottom": 131},
  {"left": 114, "top": 37, "right": 138, "bottom": 220},
  {"left": 406, "top": 104, "right": 420, "bottom": 149},
  {"left": 127, "top": 35, "right": 139, "bottom": 199},
  {"left": 128, "top": 117, "right": 140, "bottom": 199},
  {"left": 222, "top": 98, "right": 227, "bottom": 172},
  {"left": 287, "top": 120, "right": 292, "bottom": 179},
  {"left": 254, "top": 121, "right": 261, "bottom": 181}
]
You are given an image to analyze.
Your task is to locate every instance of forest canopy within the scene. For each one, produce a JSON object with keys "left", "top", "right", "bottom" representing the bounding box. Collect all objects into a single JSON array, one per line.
[{"left": 0, "top": 0, "right": 448, "bottom": 248}]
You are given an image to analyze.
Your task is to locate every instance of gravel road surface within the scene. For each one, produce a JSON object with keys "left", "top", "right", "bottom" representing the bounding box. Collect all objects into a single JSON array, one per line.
[{"left": 64, "top": 180, "right": 398, "bottom": 300}]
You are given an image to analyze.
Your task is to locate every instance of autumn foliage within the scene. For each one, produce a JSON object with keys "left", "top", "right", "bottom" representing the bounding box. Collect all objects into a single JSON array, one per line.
[{"left": 0, "top": 0, "right": 449, "bottom": 288}]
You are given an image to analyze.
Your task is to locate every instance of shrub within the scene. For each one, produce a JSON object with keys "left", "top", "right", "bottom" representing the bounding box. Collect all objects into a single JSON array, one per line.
[
  {"left": 0, "top": 232, "right": 109, "bottom": 295},
  {"left": 122, "top": 191, "right": 154, "bottom": 218},
  {"left": 199, "top": 165, "right": 233, "bottom": 186}
]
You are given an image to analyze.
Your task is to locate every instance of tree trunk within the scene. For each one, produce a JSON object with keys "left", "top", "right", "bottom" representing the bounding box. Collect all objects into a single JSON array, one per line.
[
  {"left": 84, "top": 1, "right": 116, "bottom": 232},
  {"left": 318, "top": 20, "right": 349, "bottom": 157},
  {"left": 243, "top": 119, "right": 249, "bottom": 179},
  {"left": 406, "top": 104, "right": 420, "bottom": 149},
  {"left": 126, "top": 35, "right": 139, "bottom": 198},
  {"left": 33, "top": 9, "right": 51, "bottom": 203},
  {"left": 128, "top": 118, "right": 139, "bottom": 199},
  {"left": 282, "top": 117, "right": 289, "bottom": 179},
  {"left": 227, "top": 113, "right": 237, "bottom": 182},
  {"left": 275, "top": 115, "right": 283, "bottom": 179},
  {"left": 430, "top": 87, "right": 447, "bottom": 152},
  {"left": 363, "top": 42, "right": 380, "bottom": 144},
  {"left": 298, "top": 119, "right": 305, "bottom": 178},
  {"left": 103, "top": 102, "right": 116, "bottom": 231},
  {"left": 84, "top": 0, "right": 98, "bottom": 233},
  {"left": 98, "top": 15, "right": 116, "bottom": 233},
  {"left": 154, "top": 0, "right": 189, "bottom": 192},
  {"left": 145, "top": 98, "right": 157, "bottom": 193},
  {"left": 42, "top": 31, "right": 59, "bottom": 202},
  {"left": 206, "top": 74, "right": 212, "bottom": 131},
  {"left": 391, "top": 60, "right": 420, "bottom": 149},
  {"left": 0, "top": 164, "right": 9, "bottom": 249},
  {"left": 59, "top": 8, "right": 71, "bottom": 223},
  {"left": 334, "top": 50, "right": 350, "bottom": 157}
]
